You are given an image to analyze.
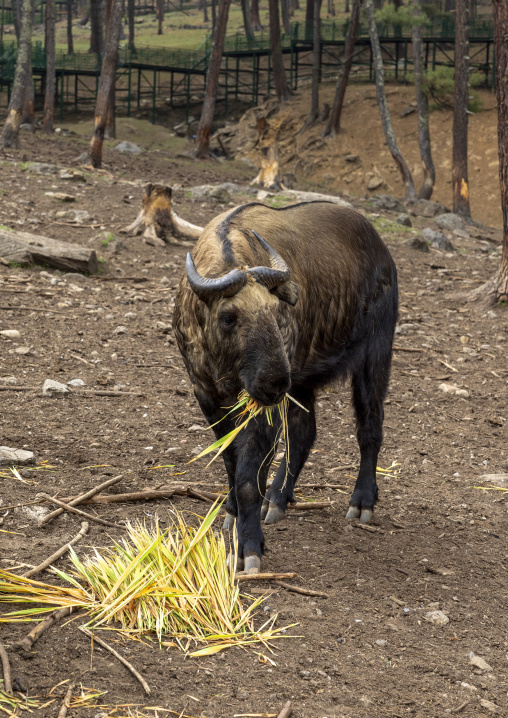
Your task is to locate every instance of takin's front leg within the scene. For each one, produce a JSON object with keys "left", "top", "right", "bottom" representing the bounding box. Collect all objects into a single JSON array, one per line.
[
  {"left": 261, "top": 390, "right": 316, "bottom": 525},
  {"left": 234, "top": 422, "right": 278, "bottom": 573}
]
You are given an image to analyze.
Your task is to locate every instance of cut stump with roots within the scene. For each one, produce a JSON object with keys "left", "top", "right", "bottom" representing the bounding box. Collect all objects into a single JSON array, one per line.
[{"left": 120, "top": 184, "right": 203, "bottom": 247}]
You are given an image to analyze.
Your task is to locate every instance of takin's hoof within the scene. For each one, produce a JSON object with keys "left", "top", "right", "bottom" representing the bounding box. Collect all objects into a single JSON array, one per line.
[
  {"left": 223, "top": 512, "right": 236, "bottom": 530},
  {"left": 229, "top": 554, "right": 244, "bottom": 572},
  {"left": 243, "top": 554, "right": 261, "bottom": 574},
  {"left": 264, "top": 504, "right": 285, "bottom": 525},
  {"left": 345, "top": 506, "right": 374, "bottom": 524},
  {"left": 260, "top": 500, "right": 269, "bottom": 521}
]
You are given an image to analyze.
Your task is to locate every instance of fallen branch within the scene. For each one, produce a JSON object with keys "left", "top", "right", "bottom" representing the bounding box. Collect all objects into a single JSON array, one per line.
[
  {"left": 70, "top": 389, "right": 145, "bottom": 397},
  {"left": 23, "top": 522, "right": 89, "bottom": 578},
  {"left": 78, "top": 626, "right": 151, "bottom": 695},
  {"left": 0, "top": 305, "right": 73, "bottom": 316},
  {"left": 120, "top": 184, "right": 202, "bottom": 246},
  {"left": 40, "top": 474, "right": 123, "bottom": 525},
  {"left": 274, "top": 581, "right": 329, "bottom": 598},
  {"left": 40, "top": 494, "right": 121, "bottom": 530},
  {"left": 64, "top": 488, "right": 184, "bottom": 504},
  {"left": 57, "top": 681, "right": 75, "bottom": 718},
  {"left": 13, "top": 606, "right": 74, "bottom": 653},
  {"left": 393, "top": 345, "right": 423, "bottom": 353},
  {"left": 235, "top": 572, "right": 297, "bottom": 582},
  {"left": 276, "top": 700, "right": 292, "bottom": 718},
  {"left": 281, "top": 188, "right": 352, "bottom": 209},
  {"left": 0, "top": 385, "right": 38, "bottom": 392},
  {"left": 0, "top": 643, "right": 12, "bottom": 694},
  {"left": 0, "top": 227, "right": 98, "bottom": 274}
]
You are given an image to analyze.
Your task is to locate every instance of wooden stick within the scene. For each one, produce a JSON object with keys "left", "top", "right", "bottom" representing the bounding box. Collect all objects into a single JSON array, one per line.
[
  {"left": 0, "top": 643, "right": 12, "bottom": 694},
  {"left": 40, "top": 494, "right": 121, "bottom": 529},
  {"left": 276, "top": 700, "right": 292, "bottom": 718},
  {"left": 0, "top": 305, "right": 73, "bottom": 316},
  {"left": 393, "top": 345, "right": 423, "bottom": 353},
  {"left": 13, "top": 606, "right": 74, "bottom": 653},
  {"left": 274, "top": 581, "right": 329, "bottom": 598},
  {"left": 0, "top": 385, "right": 38, "bottom": 391},
  {"left": 57, "top": 681, "right": 75, "bottom": 718},
  {"left": 70, "top": 389, "right": 145, "bottom": 397},
  {"left": 40, "top": 474, "right": 123, "bottom": 525},
  {"left": 23, "top": 522, "right": 89, "bottom": 578},
  {"left": 65, "top": 489, "right": 184, "bottom": 504},
  {"left": 235, "top": 572, "right": 297, "bottom": 582},
  {"left": 78, "top": 626, "right": 151, "bottom": 695}
]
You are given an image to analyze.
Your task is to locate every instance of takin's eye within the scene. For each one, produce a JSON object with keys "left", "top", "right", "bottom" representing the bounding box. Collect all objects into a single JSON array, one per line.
[{"left": 218, "top": 312, "right": 237, "bottom": 330}]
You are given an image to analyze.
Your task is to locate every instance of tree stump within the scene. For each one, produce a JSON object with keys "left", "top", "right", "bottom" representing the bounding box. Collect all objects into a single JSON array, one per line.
[
  {"left": 251, "top": 145, "right": 282, "bottom": 191},
  {"left": 120, "top": 184, "right": 203, "bottom": 246}
]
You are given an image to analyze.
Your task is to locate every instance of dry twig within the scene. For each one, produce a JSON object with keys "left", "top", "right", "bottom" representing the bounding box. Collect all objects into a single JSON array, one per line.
[
  {"left": 57, "top": 681, "right": 75, "bottom": 718},
  {"left": 0, "top": 642, "right": 12, "bottom": 694},
  {"left": 40, "top": 494, "right": 121, "bottom": 529},
  {"left": 276, "top": 701, "right": 292, "bottom": 718},
  {"left": 78, "top": 626, "right": 151, "bottom": 695},
  {"left": 13, "top": 606, "right": 74, "bottom": 653},
  {"left": 274, "top": 581, "right": 329, "bottom": 598},
  {"left": 23, "top": 522, "right": 89, "bottom": 578},
  {"left": 235, "top": 572, "right": 297, "bottom": 582},
  {"left": 40, "top": 474, "right": 123, "bottom": 525}
]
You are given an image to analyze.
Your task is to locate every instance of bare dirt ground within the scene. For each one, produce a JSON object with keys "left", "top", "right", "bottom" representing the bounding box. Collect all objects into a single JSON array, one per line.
[{"left": 0, "top": 92, "right": 507, "bottom": 718}]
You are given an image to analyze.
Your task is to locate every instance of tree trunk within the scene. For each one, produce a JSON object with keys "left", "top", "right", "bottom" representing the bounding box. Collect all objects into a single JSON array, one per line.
[
  {"left": 211, "top": 0, "right": 217, "bottom": 34},
  {"left": 412, "top": 0, "right": 435, "bottom": 199},
  {"left": 195, "top": 0, "right": 232, "bottom": 159},
  {"left": 452, "top": 0, "right": 472, "bottom": 219},
  {"left": 492, "top": 0, "right": 508, "bottom": 302},
  {"left": 0, "top": 0, "right": 32, "bottom": 149},
  {"left": 306, "top": 0, "right": 321, "bottom": 124},
  {"left": 251, "top": 0, "right": 261, "bottom": 30},
  {"left": 67, "top": 0, "right": 74, "bottom": 54},
  {"left": 88, "top": 0, "right": 122, "bottom": 168},
  {"left": 269, "top": 0, "right": 291, "bottom": 102},
  {"left": 0, "top": 228, "right": 98, "bottom": 274},
  {"left": 12, "top": 0, "right": 21, "bottom": 39},
  {"left": 89, "top": 0, "right": 103, "bottom": 54},
  {"left": 364, "top": 0, "right": 415, "bottom": 200},
  {"left": 202, "top": 0, "right": 209, "bottom": 23},
  {"left": 42, "top": 0, "right": 55, "bottom": 133},
  {"left": 280, "top": 0, "right": 291, "bottom": 35},
  {"left": 323, "top": 0, "right": 359, "bottom": 137},
  {"left": 241, "top": 0, "right": 254, "bottom": 42},
  {"left": 104, "top": 78, "right": 116, "bottom": 139},
  {"left": 156, "top": 0, "right": 163, "bottom": 34},
  {"left": 127, "top": 0, "right": 135, "bottom": 51},
  {"left": 20, "top": 68, "right": 35, "bottom": 126},
  {"left": 327, "top": 0, "right": 335, "bottom": 16}
]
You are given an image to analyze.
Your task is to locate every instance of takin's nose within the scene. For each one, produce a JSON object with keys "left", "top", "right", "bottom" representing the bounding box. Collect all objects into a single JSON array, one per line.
[{"left": 249, "top": 374, "right": 291, "bottom": 407}]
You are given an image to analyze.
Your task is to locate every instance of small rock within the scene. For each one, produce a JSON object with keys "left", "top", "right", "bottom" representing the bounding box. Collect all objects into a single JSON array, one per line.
[
  {"left": 479, "top": 699, "right": 498, "bottom": 713},
  {"left": 0, "top": 447, "right": 35, "bottom": 466},
  {"left": 369, "top": 194, "right": 406, "bottom": 212},
  {"left": 113, "top": 141, "right": 143, "bottom": 155},
  {"left": 0, "top": 329, "right": 21, "bottom": 339},
  {"left": 375, "top": 639, "right": 388, "bottom": 646},
  {"left": 62, "top": 272, "right": 88, "bottom": 283},
  {"left": 404, "top": 236, "right": 429, "bottom": 252},
  {"left": 421, "top": 227, "right": 455, "bottom": 251},
  {"left": 476, "top": 474, "right": 508, "bottom": 488},
  {"left": 42, "top": 379, "right": 69, "bottom": 396},
  {"left": 395, "top": 323, "right": 415, "bottom": 335},
  {"left": 27, "top": 162, "right": 58, "bottom": 175},
  {"left": 406, "top": 198, "right": 450, "bottom": 217},
  {"left": 113, "top": 325, "right": 128, "bottom": 335},
  {"left": 469, "top": 652, "right": 493, "bottom": 672},
  {"left": 20, "top": 123, "right": 34, "bottom": 133},
  {"left": 435, "top": 213, "right": 465, "bottom": 231},
  {"left": 56, "top": 209, "right": 92, "bottom": 223},
  {"left": 67, "top": 378, "right": 86, "bottom": 387},
  {"left": 367, "top": 176, "right": 384, "bottom": 191},
  {"left": 190, "top": 184, "right": 232, "bottom": 204},
  {"left": 13, "top": 346, "right": 30, "bottom": 355},
  {"left": 44, "top": 192, "right": 76, "bottom": 202},
  {"left": 59, "top": 169, "right": 86, "bottom": 182},
  {"left": 124, "top": 312, "right": 137, "bottom": 320},
  {"left": 424, "top": 610, "right": 449, "bottom": 626},
  {"left": 400, "top": 106, "right": 416, "bottom": 117},
  {"left": 188, "top": 424, "right": 205, "bottom": 432},
  {"left": 396, "top": 213, "right": 412, "bottom": 227},
  {"left": 345, "top": 154, "right": 359, "bottom": 163},
  {"left": 0, "top": 376, "right": 17, "bottom": 385},
  {"left": 453, "top": 228, "right": 469, "bottom": 239},
  {"left": 439, "top": 383, "right": 469, "bottom": 398}
]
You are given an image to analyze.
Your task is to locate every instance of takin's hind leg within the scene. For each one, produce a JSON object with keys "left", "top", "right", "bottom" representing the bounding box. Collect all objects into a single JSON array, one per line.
[
  {"left": 261, "top": 390, "right": 316, "bottom": 525},
  {"left": 347, "top": 350, "right": 392, "bottom": 524}
]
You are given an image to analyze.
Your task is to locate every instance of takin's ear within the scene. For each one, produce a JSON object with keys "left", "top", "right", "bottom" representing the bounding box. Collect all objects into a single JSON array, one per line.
[{"left": 272, "top": 281, "right": 299, "bottom": 306}]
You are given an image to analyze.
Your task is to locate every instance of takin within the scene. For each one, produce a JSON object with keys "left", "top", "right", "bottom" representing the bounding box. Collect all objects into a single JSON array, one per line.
[{"left": 173, "top": 201, "right": 398, "bottom": 573}]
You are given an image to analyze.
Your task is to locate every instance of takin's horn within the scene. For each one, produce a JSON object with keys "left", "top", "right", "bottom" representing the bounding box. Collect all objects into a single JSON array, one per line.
[
  {"left": 248, "top": 230, "right": 291, "bottom": 289},
  {"left": 186, "top": 253, "right": 247, "bottom": 301}
]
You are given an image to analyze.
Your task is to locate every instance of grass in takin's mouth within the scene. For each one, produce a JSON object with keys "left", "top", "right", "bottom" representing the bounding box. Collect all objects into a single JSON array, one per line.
[{"left": 190, "top": 390, "right": 308, "bottom": 473}]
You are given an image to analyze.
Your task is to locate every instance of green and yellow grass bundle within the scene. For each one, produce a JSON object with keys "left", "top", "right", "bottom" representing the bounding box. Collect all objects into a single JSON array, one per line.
[
  {"left": 192, "top": 390, "right": 307, "bottom": 469},
  {"left": 0, "top": 504, "right": 291, "bottom": 657}
]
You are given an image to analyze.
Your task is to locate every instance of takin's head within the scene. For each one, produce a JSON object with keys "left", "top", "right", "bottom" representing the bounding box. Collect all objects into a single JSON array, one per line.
[{"left": 185, "top": 232, "right": 299, "bottom": 407}]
